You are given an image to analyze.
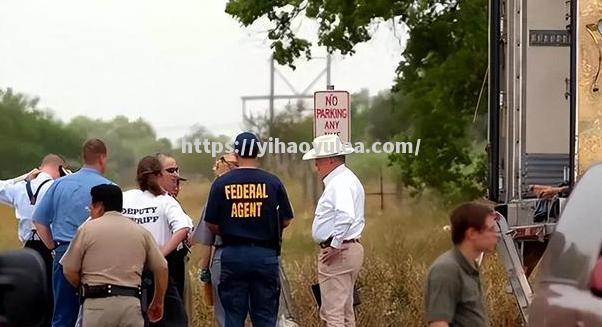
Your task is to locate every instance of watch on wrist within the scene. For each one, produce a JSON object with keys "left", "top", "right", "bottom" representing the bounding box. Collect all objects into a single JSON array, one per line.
[{"left": 199, "top": 268, "right": 211, "bottom": 283}]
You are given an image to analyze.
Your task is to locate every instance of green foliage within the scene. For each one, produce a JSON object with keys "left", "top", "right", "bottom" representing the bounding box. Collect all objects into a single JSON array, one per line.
[
  {"left": 390, "top": 0, "right": 488, "bottom": 203},
  {"left": 226, "top": 0, "right": 415, "bottom": 67},
  {"left": 0, "top": 88, "right": 82, "bottom": 178},
  {"left": 66, "top": 115, "right": 172, "bottom": 184},
  {"left": 226, "top": 0, "right": 489, "bottom": 203},
  {"left": 174, "top": 125, "right": 231, "bottom": 180}
]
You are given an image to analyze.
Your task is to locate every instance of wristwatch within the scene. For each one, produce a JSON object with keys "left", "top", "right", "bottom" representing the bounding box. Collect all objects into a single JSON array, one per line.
[{"left": 199, "top": 268, "right": 211, "bottom": 283}]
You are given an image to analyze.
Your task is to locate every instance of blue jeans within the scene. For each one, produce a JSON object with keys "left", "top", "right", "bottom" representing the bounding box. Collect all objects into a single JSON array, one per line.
[
  {"left": 211, "top": 247, "right": 225, "bottom": 327},
  {"left": 52, "top": 243, "right": 79, "bottom": 327},
  {"left": 218, "top": 245, "right": 280, "bottom": 327}
]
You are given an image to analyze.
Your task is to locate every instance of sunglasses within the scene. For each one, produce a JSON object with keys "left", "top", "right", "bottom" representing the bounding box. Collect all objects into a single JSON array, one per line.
[
  {"left": 219, "top": 157, "right": 238, "bottom": 166},
  {"left": 165, "top": 167, "right": 179, "bottom": 174}
]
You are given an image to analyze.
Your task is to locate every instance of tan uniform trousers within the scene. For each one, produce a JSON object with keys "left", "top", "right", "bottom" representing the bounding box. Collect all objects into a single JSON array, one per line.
[
  {"left": 317, "top": 242, "right": 364, "bottom": 327},
  {"left": 82, "top": 296, "right": 143, "bottom": 327}
]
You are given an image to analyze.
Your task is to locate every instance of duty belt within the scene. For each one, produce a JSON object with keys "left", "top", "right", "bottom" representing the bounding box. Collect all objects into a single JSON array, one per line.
[{"left": 80, "top": 284, "right": 142, "bottom": 301}]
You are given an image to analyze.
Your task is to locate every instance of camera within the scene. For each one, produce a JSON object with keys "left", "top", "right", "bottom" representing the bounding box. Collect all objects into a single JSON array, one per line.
[{"left": 0, "top": 249, "right": 50, "bottom": 327}]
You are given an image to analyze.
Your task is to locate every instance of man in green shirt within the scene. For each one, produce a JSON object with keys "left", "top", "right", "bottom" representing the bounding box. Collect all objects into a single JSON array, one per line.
[{"left": 424, "top": 202, "right": 498, "bottom": 327}]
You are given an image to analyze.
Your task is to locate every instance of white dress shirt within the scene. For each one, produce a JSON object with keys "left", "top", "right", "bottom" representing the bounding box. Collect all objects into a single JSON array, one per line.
[
  {"left": 0, "top": 172, "right": 54, "bottom": 243},
  {"left": 312, "top": 164, "right": 365, "bottom": 249}
]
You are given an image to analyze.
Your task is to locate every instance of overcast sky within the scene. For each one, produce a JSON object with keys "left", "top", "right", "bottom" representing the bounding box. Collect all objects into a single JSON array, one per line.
[{"left": 0, "top": 0, "right": 405, "bottom": 142}]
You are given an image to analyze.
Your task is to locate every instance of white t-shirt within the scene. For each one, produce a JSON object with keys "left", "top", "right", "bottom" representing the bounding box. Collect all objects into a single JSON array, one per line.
[{"left": 122, "top": 189, "right": 192, "bottom": 247}]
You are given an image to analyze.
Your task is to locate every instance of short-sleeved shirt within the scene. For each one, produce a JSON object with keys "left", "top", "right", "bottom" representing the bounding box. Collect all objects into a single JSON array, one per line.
[
  {"left": 32, "top": 167, "right": 113, "bottom": 242},
  {"left": 192, "top": 204, "right": 222, "bottom": 246},
  {"left": 424, "top": 247, "right": 489, "bottom": 327},
  {"left": 121, "top": 189, "right": 193, "bottom": 248},
  {"left": 0, "top": 172, "right": 54, "bottom": 242},
  {"left": 60, "top": 211, "right": 167, "bottom": 287},
  {"left": 203, "top": 168, "right": 294, "bottom": 247}
]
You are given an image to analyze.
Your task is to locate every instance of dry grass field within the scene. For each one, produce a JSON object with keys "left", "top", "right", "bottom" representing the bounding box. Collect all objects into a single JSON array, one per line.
[{"left": 0, "top": 179, "right": 522, "bottom": 326}]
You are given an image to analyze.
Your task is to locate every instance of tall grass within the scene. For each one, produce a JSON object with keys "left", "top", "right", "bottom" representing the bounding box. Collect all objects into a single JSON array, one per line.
[{"left": 0, "top": 179, "right": 522, "bottom": 326}]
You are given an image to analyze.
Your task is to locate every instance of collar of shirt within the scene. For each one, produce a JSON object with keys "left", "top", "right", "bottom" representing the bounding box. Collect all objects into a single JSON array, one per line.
[
  {"left": 34, "top": 171, "right": 53, "bottom": 183},
  {"left": 452, "top": 246, "right": 480, "bottom": 276},
  {"left": 323, "top": 164, "right": 347, "bottom": 186},
  {"left": 102, "top": 211, "right": 122, "bottom": 218},
  {"left": 80, "top": 166, "right": 102, "bottom": 175}
]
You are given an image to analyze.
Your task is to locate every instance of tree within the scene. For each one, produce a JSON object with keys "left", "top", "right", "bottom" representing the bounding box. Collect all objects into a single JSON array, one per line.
[
  {"left": 0, "top": 88, "right": 82, "bottom": 178},
  {"left": 389, "top": 0, "right": 488, "bottom": 203},
  {"left": 67, "top": 115, "right": 172, "bottom": 184},
  {"left": 174, "top": 124, "right": 231, "bottom": 179},
  {"left": 226, "top": 0, "right": 489, "bottom": 203}
]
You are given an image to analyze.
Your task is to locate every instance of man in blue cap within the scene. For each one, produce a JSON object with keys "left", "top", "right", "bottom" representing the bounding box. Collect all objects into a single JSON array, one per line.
[{"left": 204, "top": 132, "right": 294, "bottom": 327}]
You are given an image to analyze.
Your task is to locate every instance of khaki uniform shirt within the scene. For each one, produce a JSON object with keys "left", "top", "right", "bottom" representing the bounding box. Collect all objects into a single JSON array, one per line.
[{"left": 61, "top": 211, "right": 166, "bottom": 287}]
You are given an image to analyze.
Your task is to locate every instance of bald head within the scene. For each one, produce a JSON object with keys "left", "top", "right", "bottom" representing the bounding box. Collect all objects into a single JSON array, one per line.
[
  {"left": 40, "top": 154, "right": 65, "bottom": 167},
  {"left": 39, "top": 154, "right": 65, "bottom": 179}
]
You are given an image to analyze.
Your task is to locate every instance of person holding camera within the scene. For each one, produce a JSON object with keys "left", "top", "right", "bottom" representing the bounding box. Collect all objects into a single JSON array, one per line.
[{"left": 0, "top": 154, "right": 67, "bottom": 327}]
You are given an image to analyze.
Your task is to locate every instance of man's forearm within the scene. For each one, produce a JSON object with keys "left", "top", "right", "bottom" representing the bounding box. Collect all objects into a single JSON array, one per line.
[
  {"left": 198, "top": 245, "right": 212, "bottom": 269},
  {"left": 64, "top": 270, "right": 80, "bottom": 287},
  {"left": 33, "top": 222, "right": 54, "bottom": 249},
  {"left": 160, "top": 229, "right": 189, "bottom": 257},
  {"left": 207, "top": 222, "right": 220, "bottom": 235},
  {"left": 331, "top": 212, "right": 354, "bottom": 249},
  {"left": 152, "top": 266, "right": 168, "bottom": 304}
]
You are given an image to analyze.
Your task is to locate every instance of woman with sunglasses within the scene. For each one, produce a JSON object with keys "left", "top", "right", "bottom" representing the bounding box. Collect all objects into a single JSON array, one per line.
[
  {"left": 155, "top": 153, "right": 181, "bottom": 197},
  {"left": 122, "top": 155, "right": 193, "bottom": 326},
  {"left": 154, "top": 152, "right": 193, "bottom": 318}
]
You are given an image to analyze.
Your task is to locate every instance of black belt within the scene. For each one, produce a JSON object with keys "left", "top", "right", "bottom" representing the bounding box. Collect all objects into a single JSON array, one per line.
[
  {"left": 221, "top": 236, "right": 276, "bottom": 250},
  {"left": 319, "top": 238, "right": 361, "bottom": 249},
  {"left": 28, "top": 230, "right": 42, "bottom": 241},
  {"left": 80, "top": 284, "right": 142, "bottom": 301}
]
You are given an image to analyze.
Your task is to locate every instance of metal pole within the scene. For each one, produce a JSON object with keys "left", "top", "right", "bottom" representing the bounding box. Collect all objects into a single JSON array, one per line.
[
  {"left": 488, "top": 0, "right": 501, "bottom": 203},
  {"left": 568, "top": 0, "right": 577, "bottom": 191},
  {"left": 269, "top": 55, "right": 275, "bottom": 135},
  {"left": 326, "top": 53, "right": 332, "bottom": 88},
  {"left": 380, "top": 168, "right": 384, "bottom": 210}
]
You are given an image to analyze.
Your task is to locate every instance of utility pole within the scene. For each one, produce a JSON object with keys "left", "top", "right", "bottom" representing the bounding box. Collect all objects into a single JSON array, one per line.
[
  {"left": 241, "top": 54, "right": 333, "bottom": 126},
  {"left": 326, "top": 53, "right": 332, "bottom": 88},
  {"left": 269, "top": 55, "right": 275, "bottom": 136}
]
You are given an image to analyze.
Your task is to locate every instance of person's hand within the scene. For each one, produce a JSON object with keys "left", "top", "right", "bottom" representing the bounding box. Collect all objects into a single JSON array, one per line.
[
  {"left": 25, "top": 168, "right": 41, "bottom": 181},
  {"left": 148, "top": 299, "right": 164, "bottom": 323},
  {"left": 185, "top": 229, "right": 194, "bottom": 247},
  {"left": 319, "top": 246, "right": 342, "bottom": 264}
]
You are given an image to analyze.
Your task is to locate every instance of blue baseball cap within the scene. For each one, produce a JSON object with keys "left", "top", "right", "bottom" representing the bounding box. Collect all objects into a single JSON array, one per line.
[{"left": 234, "top": 132, "right": 260, "bottom": 157}]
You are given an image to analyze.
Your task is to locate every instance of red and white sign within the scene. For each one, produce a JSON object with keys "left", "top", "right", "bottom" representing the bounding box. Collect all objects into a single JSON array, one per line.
[{"left": 313, "top": 90, "right": 351, "bottom": 143}]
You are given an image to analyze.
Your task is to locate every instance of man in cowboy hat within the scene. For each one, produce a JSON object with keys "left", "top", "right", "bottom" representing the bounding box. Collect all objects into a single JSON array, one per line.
[{"left": 302, "top": 134, "right": 365, "bottom": 327}]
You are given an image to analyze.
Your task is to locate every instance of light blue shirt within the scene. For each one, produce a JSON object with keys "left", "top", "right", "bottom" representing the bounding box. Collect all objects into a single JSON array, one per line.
[
  {"left": 32, "top": 167, "right": 113, "bottom": 242},
  {"left": 0, "top": 172, "right": 54, "bottom": 243}
]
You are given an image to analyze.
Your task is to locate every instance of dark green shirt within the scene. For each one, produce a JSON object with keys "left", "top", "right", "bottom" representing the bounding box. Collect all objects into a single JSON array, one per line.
[{"left": 424, "top": 247, "right": 488, "bottom": 327}]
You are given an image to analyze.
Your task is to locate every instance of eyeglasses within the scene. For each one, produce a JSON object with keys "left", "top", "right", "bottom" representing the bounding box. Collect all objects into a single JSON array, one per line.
[
  {"left": 220, "top": 157, "right": 238, "bottom": 167},
  {"left": 165, "top": 167, "right": 179, "bottom": 174}
]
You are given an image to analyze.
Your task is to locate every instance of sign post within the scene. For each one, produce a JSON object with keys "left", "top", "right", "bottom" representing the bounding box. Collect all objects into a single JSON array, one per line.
[{"left": 313, "top": 90, "right": 351, "bottom": 143}]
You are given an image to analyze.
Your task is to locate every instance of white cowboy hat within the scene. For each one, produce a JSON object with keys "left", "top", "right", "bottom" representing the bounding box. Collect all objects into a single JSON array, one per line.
[{"left": 302, "top": 134, "right": 354, "bottom": 160}]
